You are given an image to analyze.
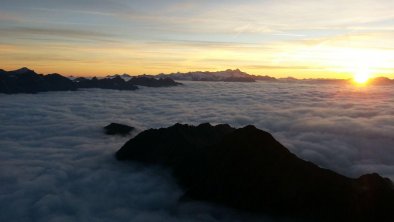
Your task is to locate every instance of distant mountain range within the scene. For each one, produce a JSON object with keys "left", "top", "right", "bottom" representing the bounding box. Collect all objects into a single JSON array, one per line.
[
  {"left": 108, "top": 69, "right": 394, "bottom": 84},
  {"left": 156, "top": 69, "right": 277, "bottom": 82},
  {"left": 0, "top": 67, "right": 78, "bottom": 94},
  {"left": 1, "top": 67, "right": 393, "bottom": 94},
  {"left": 0, "top": 68, "right": 181, "bottom": 94},
  {"left": 108, "top": 69, "right": 276, "bottom": 82}
]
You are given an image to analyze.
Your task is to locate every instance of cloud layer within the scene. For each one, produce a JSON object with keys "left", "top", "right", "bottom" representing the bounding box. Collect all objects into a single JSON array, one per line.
[{"left": 0, "top": 81, "right": 393, "bottom": 221}]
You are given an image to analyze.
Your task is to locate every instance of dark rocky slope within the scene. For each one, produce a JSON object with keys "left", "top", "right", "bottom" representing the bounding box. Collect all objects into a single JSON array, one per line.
[{"left": 116, "top": 123, "right": 394, "bottom": 222}]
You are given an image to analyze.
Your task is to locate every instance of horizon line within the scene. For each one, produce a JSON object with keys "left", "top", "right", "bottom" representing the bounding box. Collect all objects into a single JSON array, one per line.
[{"left": 2, "top": 66, "right": 394, "bottom": 81}]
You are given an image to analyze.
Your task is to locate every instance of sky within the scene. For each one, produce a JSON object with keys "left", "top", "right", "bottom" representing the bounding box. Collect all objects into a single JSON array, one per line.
[{"left": 1, "top": 0, "right": 394, "bottom": 78}]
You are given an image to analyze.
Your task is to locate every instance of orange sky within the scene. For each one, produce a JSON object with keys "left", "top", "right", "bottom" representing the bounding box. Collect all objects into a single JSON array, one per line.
[{"left": 1, "top": 0, "right": 394, "bottom": 78}]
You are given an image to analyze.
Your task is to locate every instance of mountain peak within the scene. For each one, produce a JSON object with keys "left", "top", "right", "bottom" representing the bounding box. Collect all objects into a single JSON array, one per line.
[
  {"left": 117, "top": 123, "right": 394, "bottom": 221},
  {"left": 225, "top": 68, "right": 242, "bottom": 73},
  {"left": 13, "top": 67, "right": 35, "bottom": 74}
]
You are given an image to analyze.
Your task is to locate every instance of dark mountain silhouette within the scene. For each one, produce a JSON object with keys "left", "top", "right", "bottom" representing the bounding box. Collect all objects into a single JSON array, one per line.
[
  {"left": 75, "top": 76, "right": 180, "bottom": 89},
  {"left": 116, "top": 123, "right": 394, "bottom": 222},
  {"left": 106, "top": 73, "right": 132, "bottom": 79},
  {"left": 0, "top": 68, "right": 77, "bottom": 94},
  {"left": 104, "top": 123, "right": 135, "bottom": 136},
  {"left": 0, "top": 68, "right": 182, "bottom": 94},
  {"left": 128, "top": 76, "right": 182, "bottom": 87},
  {"left": 369, "top": 77, "right": 394, "bottom": 85},
  {"left": 74, "top": 76, "right": 138, "bottom": 90}
]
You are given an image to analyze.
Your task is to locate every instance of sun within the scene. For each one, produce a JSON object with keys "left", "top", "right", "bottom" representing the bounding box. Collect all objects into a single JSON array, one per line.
[{"left": 353, "top": 68, "right": 371, "bottom": 84}]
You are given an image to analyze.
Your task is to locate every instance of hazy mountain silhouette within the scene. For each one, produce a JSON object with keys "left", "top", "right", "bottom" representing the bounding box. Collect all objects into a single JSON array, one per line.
[
  {"left": 129, "top": 69, "right": 394, "bottom": 85},
  {"left": 155, "top": 69, "right": 271, "bottom": 82},
  {"left": 107, "top": 69, "right": 264, "bottom": 82},
  {"left": 116, "top": 123, "right": 394, "bottom": 222},
  {"left": 369, "top": 77, "right": 394, "bottom": 85}
]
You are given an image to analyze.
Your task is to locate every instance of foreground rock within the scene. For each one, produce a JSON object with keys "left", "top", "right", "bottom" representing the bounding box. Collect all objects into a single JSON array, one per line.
[
  {"left": 0, "top": 68, "right": 77, "bottom": 94},
  {"left": 116, "top": 123, "right": 394, "bottom": 222},
  {"left": 104, "top": 123, "right": 134, "bottom": 136}
]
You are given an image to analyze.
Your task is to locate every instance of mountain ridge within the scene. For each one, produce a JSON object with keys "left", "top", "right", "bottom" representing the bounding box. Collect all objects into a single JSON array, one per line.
[
  {"left": 116, "top": 123, "right": 394, "bottom": 222},
  {"left": 106, "top": 68, "right": 394, "bottom": 84},
  {"left": 2, "top": 67, "right": 393, "bottom": 88},
  {"left": 0, "top": 68, "right": 181, "bottom": 94}
]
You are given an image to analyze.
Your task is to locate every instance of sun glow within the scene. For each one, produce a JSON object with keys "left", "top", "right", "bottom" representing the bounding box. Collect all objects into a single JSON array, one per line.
[{"left": 353, "top": 68, "right": 371, "bottom": 84}]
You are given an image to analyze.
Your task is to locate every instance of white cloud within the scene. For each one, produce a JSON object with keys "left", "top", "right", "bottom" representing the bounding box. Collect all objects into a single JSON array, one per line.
[{"left": 0, "top": 82, "right": 393, "bottom": 221}]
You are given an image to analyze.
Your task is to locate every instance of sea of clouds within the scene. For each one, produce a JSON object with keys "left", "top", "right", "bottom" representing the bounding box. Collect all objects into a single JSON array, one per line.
[{"left": 0, "top": 81, "right": 393, "bottom": 221}]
